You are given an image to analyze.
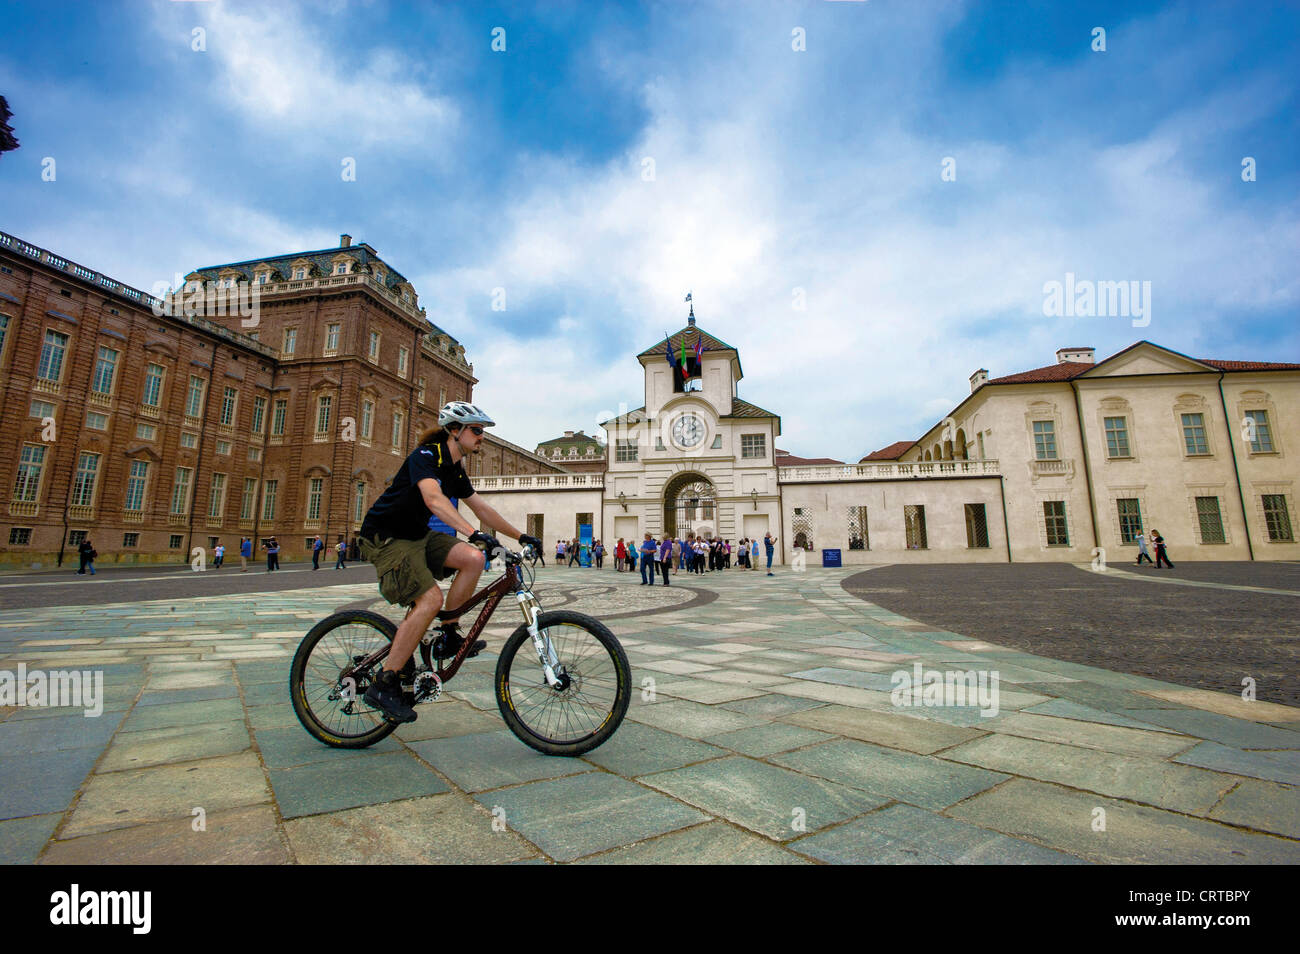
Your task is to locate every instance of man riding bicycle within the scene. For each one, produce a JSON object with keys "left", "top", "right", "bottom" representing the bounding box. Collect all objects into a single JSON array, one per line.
[{"left": 358, "top": 401, "right": 543, "bottom": 724}]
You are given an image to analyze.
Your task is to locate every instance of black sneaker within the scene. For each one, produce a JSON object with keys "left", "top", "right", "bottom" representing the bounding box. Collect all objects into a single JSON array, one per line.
[
  {"left": 363, "top": 669, "right": 417, "bottom": 723},
  {"left": 431, "top": 626, "right": 487, "bottom": 660}
]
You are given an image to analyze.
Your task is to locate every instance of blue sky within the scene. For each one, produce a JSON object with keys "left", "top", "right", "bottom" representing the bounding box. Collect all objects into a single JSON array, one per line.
[{"left": 2, "top": 0, "right": 1297, "bottom": 460}]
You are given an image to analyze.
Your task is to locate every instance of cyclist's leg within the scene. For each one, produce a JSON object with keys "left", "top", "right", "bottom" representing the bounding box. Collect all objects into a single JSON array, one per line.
[
  {"left": 440, "top": 541, "right": 486, "bottom": 626},
  {"left": 386, "top": 583, "right": 443, "bottom": 673}
]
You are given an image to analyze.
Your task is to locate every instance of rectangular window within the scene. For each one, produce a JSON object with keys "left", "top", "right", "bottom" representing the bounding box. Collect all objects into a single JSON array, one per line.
[
  {"left": 135, "top": 423, "right": 157, "bottom": 441},
  {"left": 1044, "top": 501, "right": 1069, "bottom": 546},
  {"left": 527, "top": 513, "right": 544, "bottom": 541},
  {"left": 92, "top": 346, "right": 119, "bottom": 395},
  {"left": 143, "top": 363, "right": 165, "bottom": 407},
  {"left": 124, "top": 460, "right": 149, "bottom": 511},
  {"left": 354, "top": 481, "right": 367, "bottom": 523},
  {"left": 1245, "top": 410, "right": 1274, "bottom": 453},
  {"left": 262, "top": 479, "right": 279, "bottom": 521},
  {"left": 272, "top": 399, "right": 287, "bottom": 436},
  {"left": 964, "top": 503, "right": 990, "bottom": 548},
  {"left": 68, "top": 529, "right": 88, "bottom": 546},
  {"left": 70, "top": 453, "right": 100, "bottom": 508},
  {"left": 316, "top": 395, "right": 332, "bottom": 434},
  {"left": 251, "top": 396, "right": 266, "bottom": 434},
  {"left": 0, "top": 314, "right": 8, "bottom": 356},
  {"left": 240, "top": 478, "right": 258, "bottom": 521},
  {"left": 325, "top": 323, "right": 340, "bottom": 352},
  {"left": 220, "top": 387, "right": 238, "bottom": 426},
  {"left": 369, "top": 331, "right": 380, "bottom": 360},
  {"left": 170, "top": 467, "right": 193, "bottom": 516},
  {"left": 85, "top": 411, "right": 109, "bottom": 431},
  {"left": 9, "top": 528, "right": 32, "bottom": 546},
  {"left": 741, "top": 434, "right": 766, "bottom": 459},
  {"left": 1032, "top": 420, "right": 1057, "bottom": 460},
  {"left": 293, "top": 267, "right": 305, "bottom": 280},
  {"left": 398, "top": 346, "right": 409, "bottom": 377},
  {"left": 335, "top": 263, "right": 347, "bottom": 275},
  {"left": 847, "top": 505, "right": 869, "bottom": 550},
  {"left": 1116, "top": 498, "right": 1142, "bottom": 543},
  {"left": 122, "top": 532, "right": 139, "bottom": 548},
  {"left": 13, "top": 444, "right": 47, "bottom": 502},
  {"left": 417, "top": 376, "right": 425, "bottom": 405},
  {"left": 1263, "top": 495, "right": 1293, "bottom": 542},
  {"left": 208, "top": 473, "right": 227, "bottom": 519},
  {"left": 248, "top": 446, "right": 262, "bottom": 462},
  {"left": 257, "top": 272, "right": 268, "bottom": 285},
  {"left": 615, "top": 439, "right": 638, "bottom": 462},
  {"left": 438, "top": 386, "right": 446, "bottom": 410},
  {"left": 216, "top": 440, "right": 231, "bottom": 456},
  {"left": 391, "top": 410, "right": 404, "bottom": 448},
  {"left": 576, "top": 513, "right": 593, "bottom": 536},
  {"left": 1104, "top": 416, "right": 1130, "bottom": 458},
  {"left": 904, "top": 504, "right": 927, "bottom": 549},
  {"left": 37, "top": 330, "right": 69, "bottom": 382},
  {"left": 1195, "top": 496, "right": 1225, "bottom": 544},
  {"left": 169, "top": 534, "right": 183, "bottom": 549},
  {"left": 1181, "top": 413, "right": 1209, "bottom": 455},
  {"left": 283, "top": 328, "right": 297, "bottom": 356},
  {"left": 180, "top": 431, "right": 198, "bottom": 449},
  {"left": 186, "top": 375, "right": 206, "bottom": 417},
  {"left": 29, "top": 399, "right": 56, "bottom": 419},
  {"left": 361, "top": 399, "right": 374, "bottom": 439},
  {"left": 307, "top": 477, "right": 324, "bottom": 520}
]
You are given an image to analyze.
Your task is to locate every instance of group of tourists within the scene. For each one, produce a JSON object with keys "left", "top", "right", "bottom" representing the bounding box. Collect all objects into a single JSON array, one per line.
[
  {"left": 553, "top": 538, "right": 606, "bottom": 567},
  {"left": 606, "top": 531, "right": 778, "bottom": 583}
]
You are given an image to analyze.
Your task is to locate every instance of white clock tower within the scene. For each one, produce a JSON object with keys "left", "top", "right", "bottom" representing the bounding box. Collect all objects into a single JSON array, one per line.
[{"left": 599, "top": 307, "right": 782, "bottom": 548}]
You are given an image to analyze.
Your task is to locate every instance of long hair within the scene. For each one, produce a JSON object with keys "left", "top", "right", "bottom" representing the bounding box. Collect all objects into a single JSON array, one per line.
[{"left": 418, "top": 425, "right": 450, "bottom": 447}]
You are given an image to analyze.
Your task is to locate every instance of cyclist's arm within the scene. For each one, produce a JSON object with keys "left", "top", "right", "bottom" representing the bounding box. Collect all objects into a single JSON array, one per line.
[
  {"left": 417, "top": 477, "right": 478, "bottom": 537},
  {"left": 463, "top": 493, "right": 525, "bottom": 542}
]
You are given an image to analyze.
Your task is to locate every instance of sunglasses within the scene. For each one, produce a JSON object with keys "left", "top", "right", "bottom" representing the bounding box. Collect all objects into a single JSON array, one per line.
[{"left": 466, "top": 425, "right": 485, "bottom": 436}]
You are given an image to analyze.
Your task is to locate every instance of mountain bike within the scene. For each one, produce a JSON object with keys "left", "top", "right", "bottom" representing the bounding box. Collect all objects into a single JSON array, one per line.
[{"left": 289, "top": 544, "right": 630, "bottom": 757}]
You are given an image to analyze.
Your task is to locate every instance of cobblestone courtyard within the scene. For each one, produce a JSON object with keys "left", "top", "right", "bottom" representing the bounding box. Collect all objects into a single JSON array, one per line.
[{"left": 1, "top": 562, "right": 1298, "bottom": 864}]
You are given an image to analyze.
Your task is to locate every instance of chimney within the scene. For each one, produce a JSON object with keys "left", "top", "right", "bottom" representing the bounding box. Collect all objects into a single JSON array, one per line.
[
  {"left": 564, "top": 430, "right": 574, "bottom": 438},
  {"left": 340, "top": 234, "right": 352, "bottom": 248},
  {"left": 1056, "top": 347, "right": 1095, "bottom": 365},
  {"left": 970, "top": 369, "right": 988, "bottom": 393}
]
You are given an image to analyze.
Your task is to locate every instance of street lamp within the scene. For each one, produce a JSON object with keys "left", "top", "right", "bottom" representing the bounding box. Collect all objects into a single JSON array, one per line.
[{"left": 618, "top": 491, "right": 627, "bottom": 512}]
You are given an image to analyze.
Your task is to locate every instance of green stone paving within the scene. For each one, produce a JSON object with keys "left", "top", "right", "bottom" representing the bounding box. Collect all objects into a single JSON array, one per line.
[{"left": 1, "top": 565, "right": 1298, "bottom": 864}]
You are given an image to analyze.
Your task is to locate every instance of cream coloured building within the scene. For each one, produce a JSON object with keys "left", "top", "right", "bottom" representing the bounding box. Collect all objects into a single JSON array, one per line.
[{"left": 474, "top": 332, "right": 1299, "bottom": 565}]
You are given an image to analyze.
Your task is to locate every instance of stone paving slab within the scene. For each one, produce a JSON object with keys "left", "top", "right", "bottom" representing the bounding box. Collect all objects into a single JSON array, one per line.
[
  {"left": 792, "top": 803, "right": 1085, "bottom": 865},
  {"left": 1125, "top": 708, "right": 1300, "bottom": 750},
  {"left": 40, "top": 804, "right": 289, "bottom": 865},
  {"left": 1171, "top": 742, "right": 1300, "bottom": 785},
  {"left": 641, "top": 755, "right": 889, "bottom": 841},
  {"left": 269, "top": 751, "right": 449, "bottom": 819},
  {"left": 476, "top": 773, "right": 709, "bottom": 862},
  {"left": 948, "top": 778, "right": 1300, "bottom": 864},
  {"left": 574, "top": 820, "right": 809, "bottom": 864},
  {"left": 579, "top": 722, "right": 728, "bottom": 777},
  {"left": 98, "top": 719, "right": 251, "bottom": 772},
  {"left": 1208, "top": 778, "right": 1300, "bottom": 839},
  {"left": 0, "top": 813, "right": 61, "bottom": 864},
  {"left": 783, "top": 704, "right": 986, "bottom": 755},
  {"left": 408, "top": 730, "right": 594, "bottom": 792}
]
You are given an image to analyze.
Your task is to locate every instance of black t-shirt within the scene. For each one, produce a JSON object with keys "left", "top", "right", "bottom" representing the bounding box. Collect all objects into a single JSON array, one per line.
[{"left": 361, "top": 439, "right": 476, "bottom": 541}]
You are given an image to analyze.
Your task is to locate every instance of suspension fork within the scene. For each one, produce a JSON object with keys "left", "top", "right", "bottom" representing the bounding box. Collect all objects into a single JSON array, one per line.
[{"left": 515, "top": 589, "right": 562, "bottom": 687}]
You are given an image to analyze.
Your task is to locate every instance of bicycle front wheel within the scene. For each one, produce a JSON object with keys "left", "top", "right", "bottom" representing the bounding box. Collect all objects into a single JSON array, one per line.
[
  {"left": 290, "top": 609, "right": 400, "bottom": 749},
  {"left": 495, "top": 610, "right": 631, "bottom": 757}
]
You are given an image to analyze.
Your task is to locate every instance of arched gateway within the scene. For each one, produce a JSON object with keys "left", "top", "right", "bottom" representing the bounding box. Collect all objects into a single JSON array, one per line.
[{"left": 662, "top": 471, "right": 716, "bottom": 539}]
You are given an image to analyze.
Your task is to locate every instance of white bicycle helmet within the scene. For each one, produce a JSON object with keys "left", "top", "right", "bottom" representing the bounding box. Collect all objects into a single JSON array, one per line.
[{"left": 439, "top": 401, "right": 495, "bottom": 428}]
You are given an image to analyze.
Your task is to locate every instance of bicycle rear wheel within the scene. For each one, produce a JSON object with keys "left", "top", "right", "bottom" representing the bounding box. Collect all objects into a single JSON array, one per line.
[
  {"left": 495, "top": 610, "right": 631, "bottom": 757},
  {"left": 290, "top": 609, "right": 400, "bottom": 749}
]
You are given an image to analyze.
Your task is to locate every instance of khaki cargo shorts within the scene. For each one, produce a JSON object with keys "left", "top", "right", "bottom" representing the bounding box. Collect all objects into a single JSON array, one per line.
[{"left": 359, "top": 531, "right": 460, "bottom": 607}]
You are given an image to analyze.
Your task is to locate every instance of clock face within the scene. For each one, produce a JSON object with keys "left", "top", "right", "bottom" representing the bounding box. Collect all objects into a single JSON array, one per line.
[{"left": 673, "top": 413, "right": 704, "bottom": 448}]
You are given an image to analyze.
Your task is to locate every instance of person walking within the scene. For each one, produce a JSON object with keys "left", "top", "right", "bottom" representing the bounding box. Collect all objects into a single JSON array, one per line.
[
  {"left": 764, "top": 532, "right": 776, "bottom": 576},
  {"left": 1135, "top": 528, "right": 1153, "bottom": 566},
  {"left": 77, "top": 537, "right": 97, "bottom": 575},
  {"left": 615, "top": 537, "right": 627, "bottom": 571},
  {"left": 1152, "top": 529, "right": 1175, "bottom": 569},
  {"left": 671, "top": 537, "right": 681, "bottom": 575},
  {"left": 626, "top": 542, "right": 636, "bottom": 574},
  {"left": 751, "top": 537, "right": 760, "bottom": 570},
  {"left": 311, "top": 535, "right": 323, "bottom": 570},
  {"left": 335, "top": 536, "right": 347, "bottom": 569},
  {"left": 569, "top": 537, "right": 581, "bottom": 568},
  {"left": 264, "top": 537, "right": 280, "bottom": 571},
  {"left": 213, "top": 540, "right": 225, "bottom": 569},
  {"left": 593, "top": 539, "right": 605, "bottom": 569},
  {"left": 639, "top": 533, "right": 657, "bottom": 585},
  {"left": 556, "top": 539, "right": 566, "bottom": 566},
  {"left": 658, "top": 535, "right": 673, "bottom": 585},
  {"left": 239, "top": 537, "right": 251, "bottom": 571}
]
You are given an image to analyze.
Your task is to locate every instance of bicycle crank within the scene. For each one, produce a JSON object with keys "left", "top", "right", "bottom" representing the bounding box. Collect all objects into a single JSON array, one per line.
[{"left": 411, "top": 671, "right": 443, "bottom": 704}]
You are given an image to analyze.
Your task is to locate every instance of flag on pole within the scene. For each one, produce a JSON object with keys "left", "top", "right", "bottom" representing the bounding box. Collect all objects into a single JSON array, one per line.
[
  {"left": 685, "top": 292, "right": 692, "bottom": 303},
  {"left": 680, "top": 336, "right": 688, "bottom": 378},
  {"left": 693, "top": 335, "right": 703, "bottom": 361}
]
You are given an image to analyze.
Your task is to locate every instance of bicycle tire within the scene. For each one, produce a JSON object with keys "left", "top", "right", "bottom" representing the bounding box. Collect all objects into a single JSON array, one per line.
[
  {"left": 495, "top": 609, "right": 631, "bottom": 757},
  {"left": 290, "top": 609, "right": 400, "bottom": 749}
]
